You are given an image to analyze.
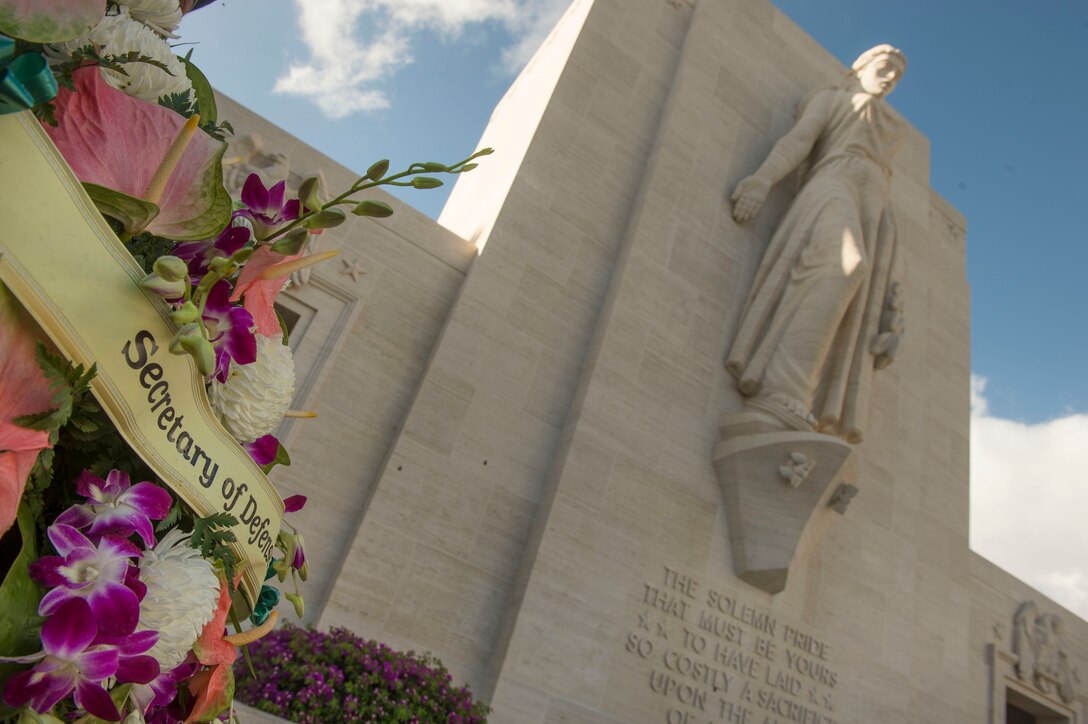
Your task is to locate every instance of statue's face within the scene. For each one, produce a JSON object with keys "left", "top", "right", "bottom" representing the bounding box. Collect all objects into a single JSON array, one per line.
[{"left": 857, "top": 55, "right": 904, "bottom": 97}]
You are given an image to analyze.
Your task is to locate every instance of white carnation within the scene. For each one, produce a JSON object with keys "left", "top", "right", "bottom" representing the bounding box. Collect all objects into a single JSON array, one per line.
[
  {"left": 209, "top": 335, "right": 295, "bottom": 443},
  {"left": 137, "top": 528, "right": 220, "bottom": 669},
  {"left": 45, "top": 8, "right": 192, "bottom": 103},
  {"left": 120, "top": 0, "right": 184, "bottom": 37}
]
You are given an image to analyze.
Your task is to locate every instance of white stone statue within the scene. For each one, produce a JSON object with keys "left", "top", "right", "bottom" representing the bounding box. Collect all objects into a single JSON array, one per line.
[
  {"left": 1013, "top": 601, "right": 1077, "bottom": 705},
  {"left": 726, "top": 44, "right": 908, "bottom": 444}
]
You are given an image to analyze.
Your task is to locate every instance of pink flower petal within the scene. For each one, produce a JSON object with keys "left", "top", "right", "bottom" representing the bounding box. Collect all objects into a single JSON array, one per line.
[
  {"left": 3, "top": 667, "right": 72, "bottom": 714},
  {"left": 116, "top": 653, "right": 161, "bottom": 685},
  {"left": 244, "top": 435, "right": 279, "bottom": 466},
  {"left": 230, "top": 246, "right": 302, "bottom": 337},
  {"left": 75, "top": 679, "right": 121, "bottom": 721},
  {"left": 55, "top": 503, "right": 95, "bottom": 530},
  {"left": 44, "top": 68, "right": 231, "bottom": 241},
  {"left": 123, "top": 482, "right": 172, "bottom": 518},
  {"left": 283, "top": 495, "right": 307, "bottom": 514},
  {"left": 0, "top": 0, "right": 105, "bottom": 42},
  {"left": 0, "top": 284, "right": 53, "bottom": 537},
  {"left": 47, "top": 523, "right": 92, "bottom": 556},
  {"left": 74, "top": 648, "right": 121, "bottom": 683},
  {"left": 87, "top": 582, "right": 141, "bottom": 636},
  {"left": 41, "top": 599, "right": 96, "bottom": 659},
  {"left": 28, "top": 554, "right": 66, "bottom": 587},
  {"left": 73, "top": 469, "right": 106, "bottom": 499}
]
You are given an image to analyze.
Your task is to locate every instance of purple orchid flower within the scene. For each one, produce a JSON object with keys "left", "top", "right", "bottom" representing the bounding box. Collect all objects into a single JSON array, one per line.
[
  {"left": 243, "top": 434, "right": 280, "bottom": 466},
  {"left": 132, "top": 660, "right": 197, "bottom": 716},
  {"left": 57, "top": 469, "right": 172, "bottom": 549},
  {"left": 238, "top": 173, "right": 300, "bottom": 240},
  {"left": 173, "top": 222, "right": 251, "bottom": 281},
  {"left": 95, "top": 629, "right": 161, "bottom": 686},
  {"left": 31, "top": 524, "right": 142, "bottom": 636},
  {"left": 203, "top": 279, "right": 257, "bottom": 382},
  {"left": 1, "top": 599, "right": 122, "bottom": 721},
  {"left": 283, "top": 495, "right": 307, "bottom": 513}
]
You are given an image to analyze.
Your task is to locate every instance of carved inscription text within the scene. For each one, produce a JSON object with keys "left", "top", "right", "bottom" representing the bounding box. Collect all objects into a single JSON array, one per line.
[{"left": 626, "top": 566, "right": 840, "bottom": 724}]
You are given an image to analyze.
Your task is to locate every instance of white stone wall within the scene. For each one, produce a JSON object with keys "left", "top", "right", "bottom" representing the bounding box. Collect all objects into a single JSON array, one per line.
[{"left": 214, "top": 93, "right": 477, "bottom": 623}]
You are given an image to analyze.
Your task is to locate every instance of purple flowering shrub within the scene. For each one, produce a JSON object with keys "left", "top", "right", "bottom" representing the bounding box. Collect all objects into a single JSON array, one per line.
[{"left": 234, "top": 625, "right": 489, "bottom": 723}]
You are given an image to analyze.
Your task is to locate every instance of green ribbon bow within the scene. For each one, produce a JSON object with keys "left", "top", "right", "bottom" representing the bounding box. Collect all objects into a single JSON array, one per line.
[{"left": 0, "top": 36, "right": 58, "bottom": 114}]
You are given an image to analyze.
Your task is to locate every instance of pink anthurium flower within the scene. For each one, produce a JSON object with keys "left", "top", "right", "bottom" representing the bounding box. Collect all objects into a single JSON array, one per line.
[
  {"left": 0, "top": 0, "right": 105, "bottom": 43},
  {"left": 31, "top": 523, "right": 142, "bottom": 635},
  {"left": 57, "top": 469, "right": 172, "bottom": 548},
  {"left": 0, "top": 283, "right": 53, "bottom": 537},
  {"left": 202, "top": 280, "right": 257, "bottom": 382},
  {"left": 1, "top": 598, "right": 121, "bottom": 721},
  {"left": 229, "top": 246, "right": 302, "bottom": 337},
  {"left": 43, "top": 67, "right": 231, "bottom": 241}
]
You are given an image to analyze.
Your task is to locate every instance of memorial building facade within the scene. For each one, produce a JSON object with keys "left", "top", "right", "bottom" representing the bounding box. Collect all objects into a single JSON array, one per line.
[{"left": 219, "top": 1, "right": 1088, "bottom": 721}]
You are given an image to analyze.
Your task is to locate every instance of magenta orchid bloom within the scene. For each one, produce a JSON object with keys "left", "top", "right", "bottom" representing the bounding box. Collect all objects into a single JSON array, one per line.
[
  {"left": 31, "top": 524, "right": 142, "bottom": 635},
  {"left": 132, "top": 660, "right": 197, "bottom": 716},
  {"left": 203, "top": 280, "right": 257, "bottom": 382},
  {"left": 238, "top": 174, "right": 300, "bottom": 241},
  {"left": 243, "top": 434, "right": 279, "bottom": 466},
  {"left": 57, "top": 469, "right": 172, "bottom": 548},
  {"left": 94, "top": 629, "right": 161, "bottom": 686},
  {"left": 173, "top": 222, "right": 251, "bottom": 282},
  {"left": 1, "top": 599, "right": 122, "bottom": 721}
]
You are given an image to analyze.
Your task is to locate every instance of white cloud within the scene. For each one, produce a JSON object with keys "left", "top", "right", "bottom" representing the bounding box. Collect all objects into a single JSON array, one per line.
[
  {"left": 970, "top": 374, "right": 1088, "bottom": 620},
  {"left": 275, "top": 0, "right": 570, "bottom": 118}
]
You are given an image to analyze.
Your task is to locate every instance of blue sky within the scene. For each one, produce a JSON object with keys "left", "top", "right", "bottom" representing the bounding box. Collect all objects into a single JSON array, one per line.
[{"left": 180, "top": 0, "right": 1088, "bottom": 615}]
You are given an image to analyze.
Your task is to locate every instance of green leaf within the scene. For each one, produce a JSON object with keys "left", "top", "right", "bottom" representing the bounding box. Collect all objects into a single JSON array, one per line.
[
  {"left": 180, "top": 54, "right": 217, "bottom": 126},
  {"left": 14, "top": 344, "right": 96, "bottom": 444},
  {"left": 0, "top": 506, "right": 45, "bottom": 716},
  {"left": 190, "top": 512, "right": 239, "bottom": 560},
  {"left": 156, "top": 500, "right": 183, "bottom": 533},
  {"left": 82, "top": 182, "right": 160, "bottom": 235}
]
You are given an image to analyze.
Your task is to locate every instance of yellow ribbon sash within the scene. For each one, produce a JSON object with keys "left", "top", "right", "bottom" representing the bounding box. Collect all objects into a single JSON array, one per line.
[{"left": 0, "top": 111, "right": 282, "bottom": 613}]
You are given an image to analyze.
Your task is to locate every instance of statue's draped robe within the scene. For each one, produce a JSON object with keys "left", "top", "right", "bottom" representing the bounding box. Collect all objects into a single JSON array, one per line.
[{"left": 726, "top": 88, "right": 905, "bottom": 443}]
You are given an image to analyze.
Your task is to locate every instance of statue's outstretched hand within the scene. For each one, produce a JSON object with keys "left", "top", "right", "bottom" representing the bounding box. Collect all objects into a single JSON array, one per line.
[{"left": 731, "top": 176, "right": 769, "bottom": 223}]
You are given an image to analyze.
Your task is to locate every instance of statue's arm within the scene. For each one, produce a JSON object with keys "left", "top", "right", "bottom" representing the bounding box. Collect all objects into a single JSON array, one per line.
[{"left": 731, "top": 91, "right": 831, "bottom": 223}]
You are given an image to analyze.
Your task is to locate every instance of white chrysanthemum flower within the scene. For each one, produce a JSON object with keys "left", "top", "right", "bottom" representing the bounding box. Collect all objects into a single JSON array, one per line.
[
  {"left": 44, "top": 8, "right": 192, "bottom": 103},
  {"left": 120, "top": 0, "right": 184, "bottom": 37},
  {"left": 137, "top": 528, "right": 220, "bottom": 669},
  {"left": 209, "top": 335, "right": 295, "bottom": 443}
]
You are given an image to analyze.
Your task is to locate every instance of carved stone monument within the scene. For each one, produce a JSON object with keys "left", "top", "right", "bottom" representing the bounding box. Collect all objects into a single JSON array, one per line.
[
  {"left": 713, "top": 44, "right": 907, "bottom": 593},
  {"left": 211, "top": 2, "right": 1088, "bottom": 722}
]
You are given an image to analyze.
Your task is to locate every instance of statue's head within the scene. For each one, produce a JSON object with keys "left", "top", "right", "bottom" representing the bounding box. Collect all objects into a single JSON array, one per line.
[{"left": 851, "top": 44, "right": 907, "bottom": 98}]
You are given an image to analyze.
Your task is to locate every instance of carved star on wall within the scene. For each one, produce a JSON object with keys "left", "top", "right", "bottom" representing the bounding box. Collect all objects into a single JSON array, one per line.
[{"left": 340, "top": 258, "right": 366, "bottom": 282}]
